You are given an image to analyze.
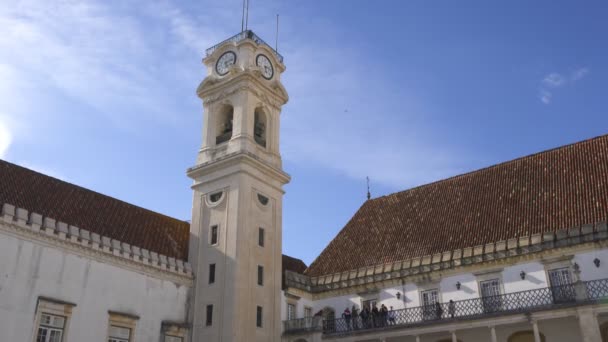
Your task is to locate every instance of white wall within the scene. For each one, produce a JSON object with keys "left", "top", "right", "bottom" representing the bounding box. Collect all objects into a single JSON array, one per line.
[
  {"left": 297, "top": 247, "right": 608, "bottom": 318},
  {"left": 0, "top": 232, "right": 190, "bottom": 342}
]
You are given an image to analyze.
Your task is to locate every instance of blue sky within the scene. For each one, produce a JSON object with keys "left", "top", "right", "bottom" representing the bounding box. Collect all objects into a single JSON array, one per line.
[{"left": 1, "top": 1, "right": 606, "bottom": 265}]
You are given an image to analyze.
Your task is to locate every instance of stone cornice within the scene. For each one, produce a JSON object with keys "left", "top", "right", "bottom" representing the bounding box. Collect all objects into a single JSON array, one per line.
[
  {"left": 286, "top": 221, "right": 608, "bottom": 298},
  {"left": 197, "top": 69, "right": 288, "bottom": 110},
  {"left": 1, "top": 203, "right": 194, "bottom": 287},
  {"left": 187, "top": 151, "right": 291, "bottom": 190}
]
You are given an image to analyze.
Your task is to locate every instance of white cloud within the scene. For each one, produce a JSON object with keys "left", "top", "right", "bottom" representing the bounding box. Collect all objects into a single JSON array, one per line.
[
  {"left": 0, "top": 119, "right": 11, "bottom": 158},
  {"left": 538, "top": 67, "right": 589, "bottom": 105},
  {"left": 571, "top": 67, "right": 589, "bottom": 81},
  {"left": 542, "top": 73, "right": 565, "bottom": 88}
]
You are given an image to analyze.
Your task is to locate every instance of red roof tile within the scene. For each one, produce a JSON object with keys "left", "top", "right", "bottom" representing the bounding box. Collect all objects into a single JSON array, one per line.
[
  {"left": 282, "top": 254, "right": 307, "bottom": 289},
  {"left": 305, "top": 134, "right": 608, "bottom": 277},
  {"left": 0, "top": 159, "right": 189, "bottom": 260}
]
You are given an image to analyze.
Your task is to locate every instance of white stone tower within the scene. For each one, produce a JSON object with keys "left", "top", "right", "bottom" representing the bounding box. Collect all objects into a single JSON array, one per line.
[{"left": 187, "top": 30, "right": 290, "bottom": 342}]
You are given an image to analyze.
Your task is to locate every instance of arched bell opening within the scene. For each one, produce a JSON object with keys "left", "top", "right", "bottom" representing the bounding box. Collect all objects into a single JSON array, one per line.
[
  {"left": 254, "top": 108, "right": 267, "bottom": 148},
  {"left": 215, "top": 104, "right": 234, "bottom": 145}
]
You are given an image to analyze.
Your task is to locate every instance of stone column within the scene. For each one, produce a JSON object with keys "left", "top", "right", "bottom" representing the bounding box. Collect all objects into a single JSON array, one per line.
[
  {"left": 451, "top": 331, "right": 458, "bottom": 342},
  {"left": 489, "top": 326, "right": 497, "bottom": 342},
  {"left": 577, "top": 308, "right": 602, "bottom": 342},
  {"left": 532, "top": 321, "right": 541, "bottom": 342},
  {"left": 415, "top": 336, "right": 421, "bottom": 342}
]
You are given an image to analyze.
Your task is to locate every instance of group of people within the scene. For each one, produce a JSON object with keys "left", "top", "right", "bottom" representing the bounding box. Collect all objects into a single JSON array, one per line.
[{"left": 340, "top": 304, "right": 397, "bottom": 331}]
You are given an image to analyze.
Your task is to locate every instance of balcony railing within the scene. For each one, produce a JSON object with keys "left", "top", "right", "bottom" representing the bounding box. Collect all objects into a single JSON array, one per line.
[
  {"left": 282, "top": 316, "right": 324, "bottom": 334},
  {"left": 283, "top": 278, "right": 608, "bottom": 336},
  {"left": 205, "top": 30, "right": 284, "bottom": 63}
]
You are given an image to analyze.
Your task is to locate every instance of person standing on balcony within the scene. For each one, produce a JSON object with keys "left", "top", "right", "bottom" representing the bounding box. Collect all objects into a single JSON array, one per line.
[
  {"left": 361, "top": 306, "right": 370, "bottom": 329},
  {"left": 372, "top": 303, "right": 380, "bottom": 327},
  {"left": 448, "top": 300, "right": 456, "bottom": 318},
  {"left": 435, "top": 301, "right": 444, "bottom": 320},
  {"left": 342, "top": 307, "right": 352, "bottom": 331},
  {"left": 380, "top": 304, "right": 388, "bottom": 326},
  {"left": 388, "top": 306, "right": 396, "bottom": 325},
  {"left": 351, "top": 305, "right": 359, "bottom": 330}
]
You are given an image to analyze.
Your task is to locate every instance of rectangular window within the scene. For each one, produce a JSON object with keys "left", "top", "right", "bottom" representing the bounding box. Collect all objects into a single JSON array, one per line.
[
  {"left": 206, "top": 305, "right": 213, "bottom": 326},
  {"left": 480, "top": 279, "right": 502, "bottom": 313},
  {"left": 257, "top": 265, "right": 264, "bottom": 286},
  {"left": 210, "top": 225, "right": 218, "bottom": 245},
  {"left": 36, "top": 313, "right": 65, "bottom": 342},
  {"left": 258, "top": 228, "right": 264, "bottom": 247},
  {"left": 304, "top": 307, "right": 312, "bottom": 318},
  {"left": 108, "top": 325, "right": 131, "bottom": 342},
  {"left": 256, "top": 306, "right": 263, "bottom": 327},
  {"left": 209, "top": 264, "right": 216, "bottom": 284},
  {"left": 421, "top": 289, "right": 439, "bottom": 320},
  {"left": 164, "top": 336, "right": 183, "bottom": 342},
  {"left": 548, "top": 267, "right": 575, "bottom": 303},
  {"left": 287, "top": 303, "right": 296, "bottom": 320}
]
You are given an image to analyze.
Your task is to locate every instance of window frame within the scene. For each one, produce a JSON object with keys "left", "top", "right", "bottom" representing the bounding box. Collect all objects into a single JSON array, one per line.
[
  {"left": 205, "top": 305, "right": 213, "bottom": 327},
  {"left": 257, "top": 265, "right": 264, "bottom": 286},
  {"left": 210, "top": 225, "right": 219, "bottom": 245},
  {"left": 161, "top": 321, "right": 189, "bottom": 342},
  {"left": 287, "top": 303, "right": 296, "bottom": 320},
  {"left": 33, "top": 297, "right": 75, "bottom": 342},
  {"left": 107, "top": 311, "right": 138, "bottom": 342},
  {"left": 256, "top": 306, "right": 263, "bottom": 328},
  {"left": 258, "top": 227, "right": 265, "bottom": 247},
  {"left": 208, "top": 263, "right": 216, "bottom": 284}
]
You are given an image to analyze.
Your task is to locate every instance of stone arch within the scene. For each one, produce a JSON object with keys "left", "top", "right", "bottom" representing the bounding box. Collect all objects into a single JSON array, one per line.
[
  {"left": 253, "top": 107, "right": 267, "bottom": 148},
  {"left": 508, "top": 330, "right": 546, "bottom": 342},
  {"left": 215, "top": 104, "right": 233, "bottom": 145}
]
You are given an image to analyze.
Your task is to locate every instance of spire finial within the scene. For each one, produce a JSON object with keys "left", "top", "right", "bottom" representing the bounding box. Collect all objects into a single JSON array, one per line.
[{"left": 366, "top": 176, "right": 371, "bottom": 200}]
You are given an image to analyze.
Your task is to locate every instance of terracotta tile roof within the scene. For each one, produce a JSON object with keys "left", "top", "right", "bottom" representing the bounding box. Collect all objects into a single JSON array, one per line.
[
  {"left": 282, "top": 254, "right": 307, "bottom": 289},
  {"left": 305, "top": 134, "right": 608, "bottom": 277},
  {"left": 0, "top": 159, "right": 190, "bottom": 260}
]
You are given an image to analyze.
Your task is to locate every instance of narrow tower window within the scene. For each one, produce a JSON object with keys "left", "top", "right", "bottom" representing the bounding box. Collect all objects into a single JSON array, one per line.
[
  {"left": 206, "top": 305, "right": 213, "bottom": 326},
  {"left": 208, "top": 264, "right": 216, "bottom": 284},
  {"left": 257, "top": 265, "right": 264, "bottom": 286},
  {"left": 210, "top": 225, "right": 218, "bottom": 245},
  {"left": 256, "top": 306, "right": 263, "bottom": 327},
  {"left": 258, "top": 228, "right": 264, "bottom": 247},
  {"left": 253, "top": 108, "right": 267, "bottom": 148},
  {"left": 215, "top": 105, "right": 234, "bottom": 145}
]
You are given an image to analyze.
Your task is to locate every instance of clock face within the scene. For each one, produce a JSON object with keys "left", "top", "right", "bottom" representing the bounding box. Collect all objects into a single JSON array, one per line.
[
  {"left": 256, "top": 54, "right": 274, "bottom": 80},
  {"left": 215, "top": 51, "right": 236, "bottom": 76}
]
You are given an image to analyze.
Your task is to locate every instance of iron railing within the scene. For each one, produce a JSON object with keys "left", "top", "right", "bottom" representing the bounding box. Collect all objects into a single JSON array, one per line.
[
  {"left": 205, "top": 30, "right": 284, "bottom": 63},
  {"left": 283, "top": 278, "right": 608, "bottom": 336},
  {"left": 282, "top": 316, "right": 324, "bottom": 334}
]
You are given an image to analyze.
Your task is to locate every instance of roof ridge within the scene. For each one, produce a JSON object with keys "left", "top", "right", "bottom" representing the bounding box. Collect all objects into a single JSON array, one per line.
[
  {"left": 0, "top": 158, "right": 188, "bottom": 224},
  {"left": 371, "top": 133, "right": 608, "bottom": 201}
]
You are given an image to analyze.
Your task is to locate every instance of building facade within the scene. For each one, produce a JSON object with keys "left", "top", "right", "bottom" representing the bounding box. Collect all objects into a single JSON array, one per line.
[{"left": 1, "top": 30, "right": 608, "bottom": 342}]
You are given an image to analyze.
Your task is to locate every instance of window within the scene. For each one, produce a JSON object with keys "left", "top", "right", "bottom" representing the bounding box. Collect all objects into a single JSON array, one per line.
[
  {"left": 34, "top": 297, "right": 75, "bottom": 342},
  {"left": 257, "top": 266, "right": 264, "bottom": 286},
  {"left": 206, "top": 305, "right": 213, "bottom": 326},
  {"left": 209, "top": 264, "right": 216, "bottom": 284},
  {"left": 107, "top": 312, "right": 137, "bottom": 342},
  {"left": 287, "top": 303, "right": 296, "bottom": 320},
  {"left": 548, "top": 267, "right": 575, "bottom": 303},
  {"left": 480, "top": 279, "right": 502, "bottom": 312},
  {"left": 256, "top": 306, "right": 263, "bottom": 327},
  {"left": 258, "top": 228, "right": 264, "bottom": 247},
  {"left": 161, "top": 322, "right": 188, "bottom": 342},
  {"left": 215, "top": 105, "right": 234, "bottom": 145},
  {"left": 253, "top": 109, "right": 267, "bottom": 148},
  {"left": 164, "top": 336, "right": 183, "bottom": 342},
  {"left": 304, "top": 307, "right": 312, "bottom": 318},
  {"left": 210, "top": 225, "right": 218, "bottom": 245},
  {"left": 108, "top": 325, "right": 131, "bottom": 342},
  {"left": 421, "top": 289, "right": 440, "bottom": 320},
  {"left": 36, "top": 313, "right": 65, "bottom": 342}
]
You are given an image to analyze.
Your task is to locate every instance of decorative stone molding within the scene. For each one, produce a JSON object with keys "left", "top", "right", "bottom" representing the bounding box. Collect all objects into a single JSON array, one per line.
[
  {"left": 0, "top": 203, "right": 193, "bottom": 286},
  {"left": 286, "top": 221, "right": 608, "bottom": 294}
]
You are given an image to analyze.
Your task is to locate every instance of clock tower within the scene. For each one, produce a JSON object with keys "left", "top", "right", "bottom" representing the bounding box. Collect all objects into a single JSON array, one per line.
[{"left": 187, "top": 30, "right": 290, "bottom": 342}]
